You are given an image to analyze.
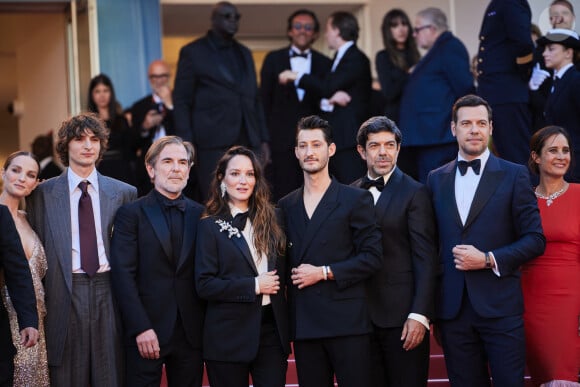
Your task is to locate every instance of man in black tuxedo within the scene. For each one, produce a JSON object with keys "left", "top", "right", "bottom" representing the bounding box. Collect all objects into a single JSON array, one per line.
[
  {"left": 0, "top": 205, "right": 38, "bottom": 387},
  {"left": 130, "top": 60, "right": 176, "bottom": 196},
  {"left": 352, "top": 116, "right": 438, "bottom": 387},
  {"left": 260, "top": 9, "right": 331, "bottom": 201},
  {"left": 426, "top": 95, "right": 545, "bottom": 386},
  {"left": 279, "top": 11, "right": 372, "bottom": 184},
  {"left": 174, "top": 1, "right": 269, "bottom": 199},
  {"left": 278, "top": 115, "right": 382, "bottom": 387},
  {"left": 110, "top": 136, "right": 205, "bottom": 386}
]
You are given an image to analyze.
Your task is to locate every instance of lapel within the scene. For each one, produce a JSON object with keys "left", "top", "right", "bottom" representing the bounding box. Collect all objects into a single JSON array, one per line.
[
  {"left": 231, "top": 230, "right": 258, "bottom": 274},
  {"left": 463, "top": 155, "right": 504, "bottom": 229},
  {"left": 177, "top": 202, "right": 198, "bottom": 270},
  {"left": 439, "top": 161, "right": 464, "bottom": 229},
  {"left": 205, "top": 34, "right": 240, "bottom": 89},
  {"left": 296, "top": 180, "right": 340, "bottom": 261},
  {"left": 142, "top": 191, "right": 173, "bottom": 261},
  {"left": 97, "top": 173, "right": 118, "bottom": 256},
  {"left": 375, "top": 168, "right": 403, "bottom": 221},
  {"left": 47, "top": 172, "right": 73, "bottom": 292}
]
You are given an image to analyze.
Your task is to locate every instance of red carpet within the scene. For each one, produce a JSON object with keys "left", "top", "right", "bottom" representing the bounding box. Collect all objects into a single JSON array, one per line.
[{"left": 160, "top": 331, "right": 533, "bottom": 386}]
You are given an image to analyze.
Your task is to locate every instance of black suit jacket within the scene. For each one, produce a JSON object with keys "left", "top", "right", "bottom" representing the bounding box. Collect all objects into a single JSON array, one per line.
[
  {"left": 38, "top": 159, "right": 62, "bottom": 181},
  {"left": 130, "top": 94, "right": 176, "bottom": 156},
  {"left": 173, "top": 31, "right": 268, "bottom": 149},
  {"left": 278, "top": 180, "right": 382, "bottom": 340},
  {"left": 0, "top": 205, "right": 37, "bottom": 361},
  {"left": 298, "top": 44, "right": 372, "bottom": 150},
  {"left": 352, "top": 168, "right": 438, "bottom": 327},
  {"left": 195, "top": 214, "right": 290, "bottom": 362},
  {"left": 544, "top": 66, "right": 580, "bottom": 151},
  {"left": 260, "top": 47, "right": 331, "bottom": 152},
  {"left": 110, "top": 191, "right": 205, "bottom": 348}
]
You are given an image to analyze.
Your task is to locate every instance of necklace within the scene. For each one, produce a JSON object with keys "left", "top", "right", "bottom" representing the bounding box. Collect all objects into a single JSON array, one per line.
[{"left": 534, "top": 184, "right": 567, "bottom": 206}]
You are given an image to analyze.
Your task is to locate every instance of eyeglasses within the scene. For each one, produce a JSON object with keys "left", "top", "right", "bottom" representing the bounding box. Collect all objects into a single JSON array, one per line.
[
  {"left": 149, "top": 73, "right": 169, "bottom": 80},
  {"left": 413, "top": 25, "right": 433, "bottom": 34},
  {"left": 218, "top": 12, "right": 241, "bottom": 21},
  {"left": 292, "top": 22, "right": 315, "bottom": 32}
]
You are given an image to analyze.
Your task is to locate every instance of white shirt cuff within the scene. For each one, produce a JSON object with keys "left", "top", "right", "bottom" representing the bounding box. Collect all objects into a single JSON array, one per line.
[
  {"left": 490, "top": 251, "right": 500, "bottom": 277},
  {"left": 408, "top": 313, "right": 430, "bottom": 330},
  {"left": 254, "top": 278, "right": 261, "bottom": 295}
]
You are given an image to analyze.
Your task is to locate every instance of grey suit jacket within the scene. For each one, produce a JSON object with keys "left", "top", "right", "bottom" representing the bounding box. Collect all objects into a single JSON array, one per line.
[{"left": 27, "top": 169, "right": 137, "bottom": 366}]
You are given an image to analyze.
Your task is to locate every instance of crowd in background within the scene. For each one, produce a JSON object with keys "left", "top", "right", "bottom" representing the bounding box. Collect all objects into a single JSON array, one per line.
[{"left": 1, "top": 1, "right": 579, "bottom": 387}]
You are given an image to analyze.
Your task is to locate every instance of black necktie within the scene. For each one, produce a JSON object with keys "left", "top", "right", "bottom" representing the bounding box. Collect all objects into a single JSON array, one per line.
[
  {"left": 78, "top": 181, "right": 99, "bottom": 277},
  {"left": 290, "top": 50, "right": 308, "bottom": 58},
  {"left": 231, "top": 212, "right": 249, "bottom": 231},
  {"left": 457, "top": 159, "right": 481, "bottom": 176},
  {"left": 361, "top": 176, "right": 384, "bottom": 191},
  {"left": 163, "top": 198, "right": 185, "bottom": 264}
]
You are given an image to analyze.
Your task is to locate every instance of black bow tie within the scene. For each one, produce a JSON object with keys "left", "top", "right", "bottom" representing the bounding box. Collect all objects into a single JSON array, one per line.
[
  {"left": 290, "top": 50, "right": 308, "bottom": 59},
  {"left": 361, "top": 176, "right": 384, "bottom": 191},
  {"left": 163, "top": 197, "right": 186, "bottom": 212},
  {"left": 231, "top": 212, "right": 249, "bottom": 231},
  {"left": 457, "top": 159, "right": 481, "bottom": 176}
]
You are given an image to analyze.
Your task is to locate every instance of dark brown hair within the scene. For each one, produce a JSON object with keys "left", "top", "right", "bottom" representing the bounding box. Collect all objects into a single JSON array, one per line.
[
  {"left": 204, "top": 146, "right": 285, "bottom": 259},
  {"left": 55, "top": 112, "right": 109, "bottom": 166},
  {"left": 380, "top": 9, "right": 420, "bottom": 71}
]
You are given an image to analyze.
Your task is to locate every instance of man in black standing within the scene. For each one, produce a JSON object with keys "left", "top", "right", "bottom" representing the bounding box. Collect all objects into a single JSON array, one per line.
[
  {"left": 260, "top": 9, "right": 331, "bottom": 201},
  {"left": 174, "top": 1, "right": 269, "bottom": 199},
  {"left": 111, "top": 136, "right": 205, "bottom": 386},
  {"left": 352, "top": 116, "right": 438, "bottom": 387}
]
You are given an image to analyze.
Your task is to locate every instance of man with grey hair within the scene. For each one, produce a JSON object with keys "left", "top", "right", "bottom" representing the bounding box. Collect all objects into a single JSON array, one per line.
[{"left": 398, "top": 7, "right": 474, "bottom": 183}]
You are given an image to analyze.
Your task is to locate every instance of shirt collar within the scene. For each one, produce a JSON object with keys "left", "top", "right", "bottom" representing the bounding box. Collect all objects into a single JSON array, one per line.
[
  {"left": 290, "top": 45, "right": 311, "bottom": 56},
  {"left": 228, "top": 203, "right": 248, "bottom": 217},
  {"left": 366, "top": 166, "right": 397, "bottom": 186},
  {"left": 68, "top": 167, "right": 99, "bottom": 194},
  {"left": 335, "top": 40, "right": 354, "bottom": 60},
  {"left": 457, "top": 148, "right": 490, "bottom": 173},
  {"left": 554, "top": 62, "right": 574, "bottom": 79}
]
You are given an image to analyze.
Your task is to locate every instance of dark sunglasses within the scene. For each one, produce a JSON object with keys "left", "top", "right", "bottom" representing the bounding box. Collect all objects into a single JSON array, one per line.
[{"left": 218, "top": 12, "right": 241, "bottom": 21}]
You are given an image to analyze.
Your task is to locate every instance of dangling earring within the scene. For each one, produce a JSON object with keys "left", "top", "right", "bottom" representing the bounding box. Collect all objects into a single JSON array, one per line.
[{"left": 220, "top": 182, "right": 226, "bottom": 197}]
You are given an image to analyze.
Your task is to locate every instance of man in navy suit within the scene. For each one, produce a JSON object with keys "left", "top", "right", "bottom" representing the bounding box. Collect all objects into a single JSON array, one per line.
[
  {"left": 352, "top": 116, "right": 438, "bottom": 387},
  {"left": 278, "top": 115, "right": 382, "bottom": 387},
  {"left": 399, "top": 7, "right": 474, "bottom": 183},
  {"left": 477, "top": 0, "right": 534, "bottom": 165},
  {"left": 426, "top": 94, "right": 545, "bottom": 386},
  {"left": 279, "top": 12, "right": 372, "bottom": 184},
  {"left": 174, "top": 1, "right": 269, "bottom": 199},
  {"left": 260, "top": 9, "right": 331, "bottom": 201},
  {"left": 110, "top": 136, "right": 205, "bottom": 386}
]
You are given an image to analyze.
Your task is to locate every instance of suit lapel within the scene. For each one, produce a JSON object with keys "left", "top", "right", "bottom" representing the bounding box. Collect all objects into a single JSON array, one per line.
[
  {"left": 375, "top": 168, "right": 403, "bottom": 220},
  {"left": 142, "top": 192, "right": 173, "bottom": 260},
  {"left": 231, "top": 232, "right": 258, "bottom": 274},
  {"left": 297, "top": 180, "right": 340, "bottom": 261},
  {"left": 97, "top": 174, "right": 117, "bottom": 256},
  {"left": 439, "top": 162, "right": 464, "bottom": 229},
  {"left": 464, "top": 155, "right": 504, "bottom": 229},
  {"left": 47, "top": 173, "right": 73, "bottom": 292}
]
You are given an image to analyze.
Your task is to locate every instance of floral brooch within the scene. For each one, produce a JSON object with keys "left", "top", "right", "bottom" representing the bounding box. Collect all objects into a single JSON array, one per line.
[{"left": 215, "top": 219, "right": 241, "bottom": 239}]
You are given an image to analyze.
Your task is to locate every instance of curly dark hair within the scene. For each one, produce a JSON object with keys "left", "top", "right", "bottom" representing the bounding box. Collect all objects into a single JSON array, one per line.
[{"left": 55, "top": 112, "right": 109, "bottom": 166}]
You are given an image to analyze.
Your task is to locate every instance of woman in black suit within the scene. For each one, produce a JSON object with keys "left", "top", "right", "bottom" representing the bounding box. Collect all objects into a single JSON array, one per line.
[{"left": 195, "top": 146, "right": 289, "bottom": 387}]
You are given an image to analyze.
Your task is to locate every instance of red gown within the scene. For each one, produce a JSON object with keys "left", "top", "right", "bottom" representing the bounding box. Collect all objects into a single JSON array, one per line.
[{"left": 522, "top": 183, "right": 580, "bottom": 386}]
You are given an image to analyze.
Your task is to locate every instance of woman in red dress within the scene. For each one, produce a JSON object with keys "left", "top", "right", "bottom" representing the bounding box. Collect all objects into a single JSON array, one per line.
[{"left": 523, "top": 125, "right": 580, "bottom": 386}]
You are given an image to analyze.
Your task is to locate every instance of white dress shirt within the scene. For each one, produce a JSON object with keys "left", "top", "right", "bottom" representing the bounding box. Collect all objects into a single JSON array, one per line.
[
  {"left": 231, "top": 206, "right": 270, "bottom": 306},
  {"left": 68, "top": 168, "right": 109, "bottom": 273},
  {"left": 289, "top": 45, "right": 311, "bottom": 102}
]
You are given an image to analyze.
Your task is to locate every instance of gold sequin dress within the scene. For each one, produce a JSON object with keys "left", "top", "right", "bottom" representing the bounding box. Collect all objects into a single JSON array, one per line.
[{"left": 0, "top": 233, "right": 49, "bottom": 387}]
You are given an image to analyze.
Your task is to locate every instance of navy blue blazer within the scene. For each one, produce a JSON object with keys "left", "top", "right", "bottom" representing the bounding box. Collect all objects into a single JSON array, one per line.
[
  {"left": 476, "top": 0, "right": 534, "bottom": 105},
  {"left": 195, "top": 214, "right": 290, "bottom": 362},
  {"left": 399, "top": 31, "right": 474, "bottom": 147},
  {"left": 260, "top": 47, "right": 331, "bottom": 153},
  {"left": 278, "top": 179, "right": 382, "bottom": 340},
  {"left": 544, "top": 66, "right": 580, "bottom": 150},
  {"left": 110, "top": 191, "right": 205, "bottom": 348},
  {"left": 426, "top": 155, "right": 545, "bottom": 320}
]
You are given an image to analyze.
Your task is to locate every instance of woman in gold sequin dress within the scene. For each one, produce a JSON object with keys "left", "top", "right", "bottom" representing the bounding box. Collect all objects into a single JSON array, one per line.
[{"left": 0, "top": 151, "right": 49, "bottom": 386}]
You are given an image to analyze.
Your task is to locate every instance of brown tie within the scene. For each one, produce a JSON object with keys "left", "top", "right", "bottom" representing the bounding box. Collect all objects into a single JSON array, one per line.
[{"left": 78, "top": 181, "right": 99, "bottom": 277}]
